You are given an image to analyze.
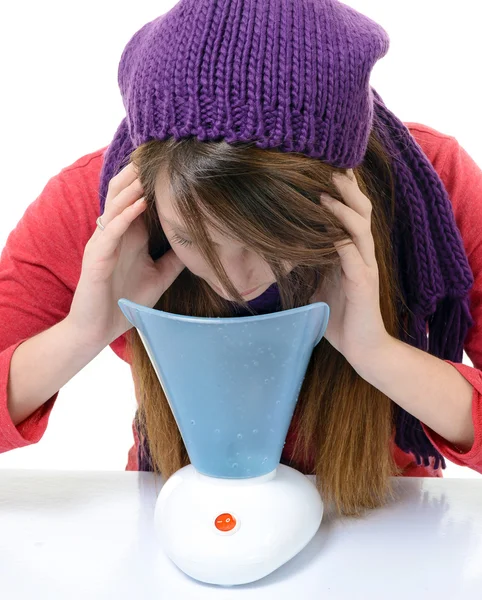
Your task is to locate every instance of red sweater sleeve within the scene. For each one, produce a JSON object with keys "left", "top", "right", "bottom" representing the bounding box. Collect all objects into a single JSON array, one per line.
[
  {"left": 0, "top": 153, "right": 101, "bottom": 452},
  {"left": 407, "top": 124, "right": 482, "bottom": 472}
]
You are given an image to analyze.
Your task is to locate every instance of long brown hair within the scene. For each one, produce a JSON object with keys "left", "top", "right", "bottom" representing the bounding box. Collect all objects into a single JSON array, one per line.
[{"left": 127, "top": 132, "right": 405, "bottom": 515}]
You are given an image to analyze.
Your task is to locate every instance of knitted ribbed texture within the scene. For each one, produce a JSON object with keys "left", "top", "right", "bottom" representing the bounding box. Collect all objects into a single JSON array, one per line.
[
  {"left": 97, "top": 0, "right": 474, "bottom": 472},
  {"left": 99, "top": 0, "right": 391, "bottom": 208}
]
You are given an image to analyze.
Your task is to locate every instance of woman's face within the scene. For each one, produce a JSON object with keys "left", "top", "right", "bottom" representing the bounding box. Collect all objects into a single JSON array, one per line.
[{"left": 154, "top": 173, "right": 275, "bottom": 301}]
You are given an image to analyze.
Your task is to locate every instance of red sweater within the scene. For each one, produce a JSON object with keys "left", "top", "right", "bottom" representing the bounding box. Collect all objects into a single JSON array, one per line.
[{"left": 1, "top": 123, "right": 482, "bottom": 477}]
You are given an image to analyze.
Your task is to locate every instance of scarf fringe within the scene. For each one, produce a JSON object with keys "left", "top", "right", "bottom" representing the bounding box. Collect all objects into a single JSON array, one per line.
[{"left": 395, "top": 297, "right": 473, "bottom": 469}]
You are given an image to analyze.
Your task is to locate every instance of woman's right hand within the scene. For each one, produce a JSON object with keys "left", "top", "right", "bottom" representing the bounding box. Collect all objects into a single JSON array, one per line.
[{"left": 66, "top": 162, "right": 185, "bottom": 348}]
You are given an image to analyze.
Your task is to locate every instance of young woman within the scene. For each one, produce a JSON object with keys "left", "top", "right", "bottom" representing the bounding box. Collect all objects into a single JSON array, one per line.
[{"left": 1, "top": 0, "right": 482, "bottom": 515}]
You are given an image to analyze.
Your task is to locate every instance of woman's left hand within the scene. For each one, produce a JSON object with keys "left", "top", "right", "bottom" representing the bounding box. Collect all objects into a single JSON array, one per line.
[{"left": 311, "top": 169, "right": 392, "bottom": 368}]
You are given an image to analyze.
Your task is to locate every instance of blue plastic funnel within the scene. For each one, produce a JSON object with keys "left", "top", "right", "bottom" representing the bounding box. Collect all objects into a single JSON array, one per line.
[{"left": 118, "top": 299, "right": 329, "bottom": 479}]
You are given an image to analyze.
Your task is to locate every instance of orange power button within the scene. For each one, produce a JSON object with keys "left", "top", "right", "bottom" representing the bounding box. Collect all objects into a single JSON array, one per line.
[{"left": 215, "top": 513, "right": 237, "bottom": 532}]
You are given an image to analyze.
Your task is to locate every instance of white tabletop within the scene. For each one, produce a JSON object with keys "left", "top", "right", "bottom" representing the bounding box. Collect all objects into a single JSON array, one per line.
[{"left": 0, "top": 470, "right": 481, "bottom": 599}]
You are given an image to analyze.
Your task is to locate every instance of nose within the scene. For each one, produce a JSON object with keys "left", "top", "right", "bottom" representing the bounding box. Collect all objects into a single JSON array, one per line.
[{"left": 218, "top": 247, "right": 257, "bottom": 293}]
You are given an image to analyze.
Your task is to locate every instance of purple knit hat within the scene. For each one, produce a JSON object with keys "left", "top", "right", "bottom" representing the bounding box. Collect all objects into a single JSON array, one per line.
[{"left": 99, "top": 0, "right": 474, "bottom": 471}]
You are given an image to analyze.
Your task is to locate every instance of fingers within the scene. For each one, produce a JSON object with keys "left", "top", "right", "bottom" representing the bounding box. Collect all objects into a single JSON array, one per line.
[
  {"left": 321, "top": 195, "right": 376, "bottom": 268},
  {"left": 102, "top": 162, "right": 146, "bottom": 227},
  {"left": 332, "top": 170, "right": 372, "bottom": 220},
  {"left": 92, "top": 198, "right": 148, "bottom": 257},
  {"left": 154, "top": 249, "right": 186, "bottom": 293},
  {"left": 321, "top": 170, "right": 377, "bottom": 268},
  {"left": 107, "top": 162, "right": 138, "bottom": 198},
  {"left": 332, "top": 239, "right": 370, "bottom": 284}
]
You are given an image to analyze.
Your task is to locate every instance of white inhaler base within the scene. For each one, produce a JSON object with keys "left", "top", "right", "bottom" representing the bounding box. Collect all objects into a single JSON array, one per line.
[{"left": 154, "top": 463, "right": 323, "bottom": 586}]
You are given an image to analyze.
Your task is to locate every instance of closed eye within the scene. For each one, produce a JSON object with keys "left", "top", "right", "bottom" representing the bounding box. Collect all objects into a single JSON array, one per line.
[{"left": 171, "top": 233, "right": 193, "bottom": 248}]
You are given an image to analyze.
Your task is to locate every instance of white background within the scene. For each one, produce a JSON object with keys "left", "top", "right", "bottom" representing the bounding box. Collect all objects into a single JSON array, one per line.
[{"left": 0, "top": 0, "right": 480, "bottom": 477}]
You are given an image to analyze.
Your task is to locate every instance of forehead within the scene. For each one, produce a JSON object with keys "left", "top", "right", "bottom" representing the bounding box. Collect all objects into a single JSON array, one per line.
[
  {"left": 153, "top": 168, "right": 177, "bottom": 217},
  {"left": 153, "top": 169, "right": 232, "bottom": 242}
]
